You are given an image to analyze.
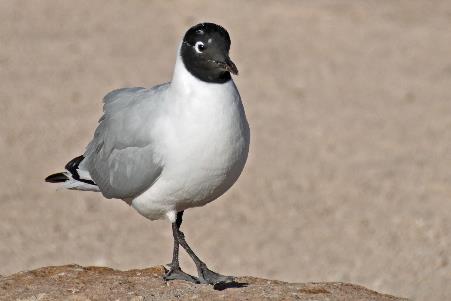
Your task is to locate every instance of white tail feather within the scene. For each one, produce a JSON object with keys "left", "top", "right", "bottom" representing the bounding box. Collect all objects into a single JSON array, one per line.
[{"left": 62, "top": 171, "right": 100, "bottom": 192}]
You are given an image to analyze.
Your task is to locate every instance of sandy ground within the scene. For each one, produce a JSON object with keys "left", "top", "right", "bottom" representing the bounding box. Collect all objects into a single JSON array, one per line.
[{"left": 1, "top": 1, "right": 450, "bottom": 300}]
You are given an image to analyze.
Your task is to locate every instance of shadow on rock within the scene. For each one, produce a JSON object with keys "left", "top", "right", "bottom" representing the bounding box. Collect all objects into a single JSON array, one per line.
[{"left": 213, "top": 280, "right": 248, "bottom": 291}]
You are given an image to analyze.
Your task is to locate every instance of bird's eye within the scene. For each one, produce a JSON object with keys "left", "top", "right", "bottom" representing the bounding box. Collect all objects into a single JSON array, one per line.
[{"left": 194, "top": 41, "right": 205, "bottom": 53}]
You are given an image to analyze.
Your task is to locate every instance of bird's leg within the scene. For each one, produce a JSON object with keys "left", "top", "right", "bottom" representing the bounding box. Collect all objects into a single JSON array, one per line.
[
  {"left": 175, "top": 211, "right": 234, "bottom": 285},
  {"left": 163, "top": 212, "right": 199, "bottom": 283}
]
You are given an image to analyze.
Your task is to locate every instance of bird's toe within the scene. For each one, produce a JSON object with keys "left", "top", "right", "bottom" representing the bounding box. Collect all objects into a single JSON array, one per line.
[
  {"left": 198, "top": 268, "right": 234, "bottom": 285},
  {"left": 164, "top": 268, "right": 199, "bottom": 284}
]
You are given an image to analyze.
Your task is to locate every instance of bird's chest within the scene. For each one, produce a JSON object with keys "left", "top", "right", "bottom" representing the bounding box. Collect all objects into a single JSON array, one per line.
[{"left": 161, "top": 91, "right": 249, "bottom": 201}]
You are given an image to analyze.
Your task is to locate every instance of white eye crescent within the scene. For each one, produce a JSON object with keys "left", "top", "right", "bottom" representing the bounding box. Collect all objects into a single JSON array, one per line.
[{"left": 194, "top": 41, "right": 205, "bottom": 53}]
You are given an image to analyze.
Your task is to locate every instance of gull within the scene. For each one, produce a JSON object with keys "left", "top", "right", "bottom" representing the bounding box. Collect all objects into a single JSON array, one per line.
[{"left": 45, "top": 22, "right": 250, "bottom": 285}]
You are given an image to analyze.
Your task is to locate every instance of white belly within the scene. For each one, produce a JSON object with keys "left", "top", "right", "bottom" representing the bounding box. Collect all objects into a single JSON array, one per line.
[{"left": 131, "top": 80, "right": 250, "bottom": 221}]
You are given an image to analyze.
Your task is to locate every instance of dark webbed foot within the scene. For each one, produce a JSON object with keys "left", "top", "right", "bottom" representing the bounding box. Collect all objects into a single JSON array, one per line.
[
  {"left": 164, "top": 267, "right": 199, "bottom": 283},
  {"left": 169, "top": 211, "right": 233, "bottom": 285},
  {"left": 197, "top": 264, "right": 234, "bottom": 285}
]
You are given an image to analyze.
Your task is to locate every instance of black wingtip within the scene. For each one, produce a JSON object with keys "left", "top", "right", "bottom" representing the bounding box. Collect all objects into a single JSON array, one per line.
[{"left": 45, "top": 173, "right": 68, "bottom": 183}]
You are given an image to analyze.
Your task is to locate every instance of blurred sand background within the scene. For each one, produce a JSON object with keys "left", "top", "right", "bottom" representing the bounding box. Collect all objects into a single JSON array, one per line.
[{"left": 1, "top": 1, "right": 450, "bottom": 300}]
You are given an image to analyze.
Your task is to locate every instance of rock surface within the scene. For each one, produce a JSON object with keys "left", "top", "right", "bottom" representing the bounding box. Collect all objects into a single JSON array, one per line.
[{"left": 0, "top": 265, "right": 407, "bottom": 301}]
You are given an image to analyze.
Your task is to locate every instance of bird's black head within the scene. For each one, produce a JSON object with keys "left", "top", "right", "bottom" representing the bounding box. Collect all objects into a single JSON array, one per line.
[{"left": 180, "top": 23, "right": 238, "bottom": 84}]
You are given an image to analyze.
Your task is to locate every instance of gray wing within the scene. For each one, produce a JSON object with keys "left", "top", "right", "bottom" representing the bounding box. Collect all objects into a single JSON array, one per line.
[{"left": 81, "top": 84, "right": 169, "bottom": 199}]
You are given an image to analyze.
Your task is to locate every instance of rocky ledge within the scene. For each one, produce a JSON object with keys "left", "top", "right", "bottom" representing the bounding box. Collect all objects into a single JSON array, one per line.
[{"left": 0, "top": 265, "right": 407, "bottom": 301}]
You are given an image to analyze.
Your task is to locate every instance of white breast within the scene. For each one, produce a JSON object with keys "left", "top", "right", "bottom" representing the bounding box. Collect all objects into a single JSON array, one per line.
[
  {"left": 167, "top": 80, "right": 248, "bottom": 200},
  {"left": 131, "top": 56, "right": 250, "bottom": 220}
]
